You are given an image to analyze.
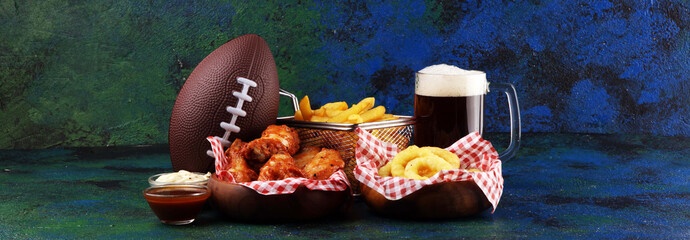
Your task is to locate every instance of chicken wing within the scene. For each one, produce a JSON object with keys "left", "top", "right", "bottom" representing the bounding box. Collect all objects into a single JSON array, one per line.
[
  {"left": 242, "top": 125, "right": 301, "bottom": 164},
  {"left": 260, "top": 125, "right": 300, "bottom": 155},
  {"left": 223, "top": 139, "right": 258, "bottom": 183},
  {"left": 242, "top": 137, "right": 288, "bottom": 166},
  {"left": 302, "top": 148, "right": 345, "bottom": 180},
  {"left": 227, "top": 138, "right": 246, "bottom": 152},
  {"left": 292, "top": 145, "right": 322, "bottom": 169},
  {"left": 257, "top": 153, "right": 305, "bottom": 181}
]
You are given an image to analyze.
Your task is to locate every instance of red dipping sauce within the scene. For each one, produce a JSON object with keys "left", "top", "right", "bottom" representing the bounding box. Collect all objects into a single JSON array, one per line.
[{"left": 143, "top": 185, "right": 211, "bottom": 225}]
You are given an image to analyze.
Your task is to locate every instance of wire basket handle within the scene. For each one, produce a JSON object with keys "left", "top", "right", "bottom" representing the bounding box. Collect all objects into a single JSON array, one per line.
[{"left": 279, "top": 88, "right": 300, "bottom": 113}]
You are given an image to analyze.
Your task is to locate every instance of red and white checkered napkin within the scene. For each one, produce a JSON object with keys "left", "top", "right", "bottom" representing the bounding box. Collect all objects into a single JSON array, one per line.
[
  {"left": 353, "top": 128, "right": 504, "bottom": 213},
  {"left": 206, "top": 137, "right": 350, "bottom": 195}
]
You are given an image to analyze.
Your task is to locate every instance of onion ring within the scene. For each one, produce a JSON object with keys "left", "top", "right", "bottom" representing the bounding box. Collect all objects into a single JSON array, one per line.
[
  {"left": 378, "top": 162, "right": 392, "bottom": 177},
  {"left": 421, "top": 146, "right": 460, "bottom": 168},
  {"left": 390, "top": 146, "right": 434, "bottom": 177},
  {"left": 403, "top": 156, "right": 453, "bottom": 180}
]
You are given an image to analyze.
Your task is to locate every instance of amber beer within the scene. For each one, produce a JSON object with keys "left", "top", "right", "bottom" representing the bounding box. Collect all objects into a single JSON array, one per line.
[
  {"left": 414, "top": 68, "right": 488, "bottom": 148},
  {"left": 415, "top": 95, "right": 484, "bottom": 147}
]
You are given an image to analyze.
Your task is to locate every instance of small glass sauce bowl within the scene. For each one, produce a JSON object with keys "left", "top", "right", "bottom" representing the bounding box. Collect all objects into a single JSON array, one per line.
[{"left": 142, "top": 184, "right": 211, "bottom": 225}]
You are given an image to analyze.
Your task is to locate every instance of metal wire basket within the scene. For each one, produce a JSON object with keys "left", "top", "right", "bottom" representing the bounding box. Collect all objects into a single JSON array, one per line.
[{"left": 278, "top": 89, "right": 414, "bottom": 193}]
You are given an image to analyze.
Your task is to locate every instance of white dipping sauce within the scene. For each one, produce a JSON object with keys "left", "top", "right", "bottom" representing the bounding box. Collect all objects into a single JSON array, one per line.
[{"left": 155, "top": 170, "right": 211, "bottom": 183}]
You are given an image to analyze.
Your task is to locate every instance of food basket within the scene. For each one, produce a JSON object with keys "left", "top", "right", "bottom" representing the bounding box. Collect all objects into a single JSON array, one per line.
[
  {"left": 360, "top": 181, "right": 491, "bottom": 219},
  {"left": 276, "top": 90, "right": 414, "bottom": 194},
  {"left": 353, "top": 128, "right": 503, "bottom": 219},
  {"left": 207, "top": 136, "right": 352, "bottom": 221},
  {"left": 208, "top": 174, "right": 351, "bottom": 221}
]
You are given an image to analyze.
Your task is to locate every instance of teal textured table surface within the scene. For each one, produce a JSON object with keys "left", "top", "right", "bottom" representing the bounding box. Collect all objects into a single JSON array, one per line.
[{"left": 1, "top": 133, "right": 688, "bottom": 239}]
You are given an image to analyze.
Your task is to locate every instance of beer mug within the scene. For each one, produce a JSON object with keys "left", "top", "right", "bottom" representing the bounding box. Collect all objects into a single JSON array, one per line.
[{"left": 414, "top": 66, "right": 521, "bottom": 160}]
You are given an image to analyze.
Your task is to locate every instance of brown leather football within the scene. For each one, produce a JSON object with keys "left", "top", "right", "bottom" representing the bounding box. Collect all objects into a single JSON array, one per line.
[{"left": 169, "top": 34, "right": 279, "bottom": 173}]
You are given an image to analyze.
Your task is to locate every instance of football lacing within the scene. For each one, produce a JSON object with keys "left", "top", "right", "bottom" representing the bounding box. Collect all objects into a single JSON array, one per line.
[{"left": 207, "top": 77, "right": 257, "bottom": 157}]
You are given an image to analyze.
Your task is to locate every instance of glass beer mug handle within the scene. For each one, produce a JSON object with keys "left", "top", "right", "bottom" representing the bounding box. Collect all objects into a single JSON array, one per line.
[{"left": 489, "top": 83, "right": 521, "bottom": 161}]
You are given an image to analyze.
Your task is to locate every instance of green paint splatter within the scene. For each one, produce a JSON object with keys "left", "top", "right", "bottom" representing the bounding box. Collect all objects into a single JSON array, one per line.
[{"left": 0, "top": 0, "right": 327, "bottom": 148}]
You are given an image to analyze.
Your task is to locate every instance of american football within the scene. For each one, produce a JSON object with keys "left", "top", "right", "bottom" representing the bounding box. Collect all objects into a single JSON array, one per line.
[{"left": 169, "top": 34, "right": 280, "bottom": 173}]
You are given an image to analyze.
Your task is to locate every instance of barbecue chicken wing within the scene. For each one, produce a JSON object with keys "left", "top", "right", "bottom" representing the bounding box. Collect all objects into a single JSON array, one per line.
[
  {"left": 257, "top": 153, "right": 305, "bottom": 181},
  {"left": 242, "top": 125, "right": 300, "bottom": 164},
  {"left": 261, "top": 125, "right": 300, "bottom": 154},
  {"left": 224, "top": 139, "right": 258, "bottom": 182},
  {"left": 292, "top": 145, "right": 322, "bottom": 169},
  {"left": 302, "top": 148, "right": 345, "bottom": 180}
]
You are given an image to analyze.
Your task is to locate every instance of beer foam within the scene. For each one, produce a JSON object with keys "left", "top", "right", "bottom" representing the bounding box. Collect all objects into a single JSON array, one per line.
[
  {"left": 418, "top": 64, "right": 467, "bottom": 75},
  {"left": 416, "top": 64, "right": 488, "bottom": 97}
]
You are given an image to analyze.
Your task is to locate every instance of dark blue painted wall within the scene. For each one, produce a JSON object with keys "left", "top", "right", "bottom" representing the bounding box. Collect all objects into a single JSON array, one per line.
[{"left": 312, "top": 0, "right": 689, "bottom": 136}]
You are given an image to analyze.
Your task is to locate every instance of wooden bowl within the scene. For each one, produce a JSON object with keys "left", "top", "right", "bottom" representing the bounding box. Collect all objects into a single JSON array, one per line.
[
  {"left": 208, "top": 174, "right": 351, "bottom": 221},
  {"left": 360, "top": 180, "right": 491, "bottom": 219}
]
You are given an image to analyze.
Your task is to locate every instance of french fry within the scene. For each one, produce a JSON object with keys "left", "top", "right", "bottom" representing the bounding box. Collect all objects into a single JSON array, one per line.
[
  {"left": 327, "top": 97, "right": 375, "bottom": 123},
  {"left": 346, "top": 114, "right": 364, "bottom": 124},
  {"left": 359, "top": 97, "right": 376, "bottom": 111},
  {"left": 311, "top": 115, "right": 330, "bottom": 122},
  {"left": 357, "top": 105, "right": 371, "bottom": 114},
  {"left": 323, "top": 101, "right": 348, "bottom": 111},
  {"left": 298, "top": 96, "right": 393, "bottom": 123},
  {"left": 360, "top": 106, "right": 386, "bottom": 122},
  {"left": 313, "top": 108, "right": 326, "bottom": 117},
  {"left": 381, "top": 113, "right": 398, "bottom": 121},
  {"left": 326, "top": 109, "right": 344, "bottom": 117},
  {"left": 299, "top": 96, "right": 314, "bottom": 121},
  {"left": 294, "top": 110, "right": 304, "bottom": 121}
]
